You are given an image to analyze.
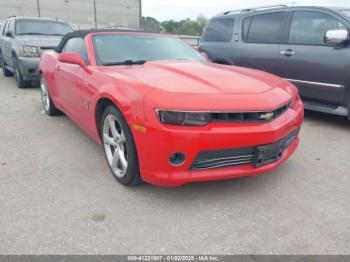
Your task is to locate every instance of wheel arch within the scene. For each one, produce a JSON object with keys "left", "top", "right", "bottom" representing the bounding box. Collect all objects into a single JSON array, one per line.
[
  {"left": 96, "top": 96, "right": 142, "bottom": 186},
  {"left": 95, "top": 96, "right": 130, "bottom": 141},
  {"left": 95, "top": 97, "right": 115, "bottom": 139},
  {"left": 211, "top": 57, "right": 234, "bottom": 65},
  {"left": 94, "top": 82, "right": 147, "bottom": 141}
]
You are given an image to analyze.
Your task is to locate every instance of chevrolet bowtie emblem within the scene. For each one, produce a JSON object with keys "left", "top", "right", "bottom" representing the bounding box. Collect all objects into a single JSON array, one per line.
[{"left": 259, "top": 112, "right": 274, "bottom": 120}]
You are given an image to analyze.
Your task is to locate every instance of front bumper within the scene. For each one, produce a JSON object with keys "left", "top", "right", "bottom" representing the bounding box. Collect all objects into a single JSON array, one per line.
[
  {"left": 17, "top": 57, "right": 40, "bottom": 81},
  {"left": 132, "top": 98, "right": 304, "bottom": 187}
]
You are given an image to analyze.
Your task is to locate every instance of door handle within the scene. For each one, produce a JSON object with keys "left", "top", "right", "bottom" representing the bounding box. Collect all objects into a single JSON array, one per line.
[{"left": 280, "top": 49, "right": 295, "bottom": 57}]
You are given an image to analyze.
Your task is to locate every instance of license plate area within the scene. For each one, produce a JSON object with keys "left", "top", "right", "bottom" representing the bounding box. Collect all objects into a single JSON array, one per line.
[{"left": 253, "top": 141, "right": 284, "bottom": 167}]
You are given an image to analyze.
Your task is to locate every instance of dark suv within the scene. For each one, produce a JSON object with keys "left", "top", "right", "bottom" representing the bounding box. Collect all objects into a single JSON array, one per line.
[{"left": 200, "top": 5, "right": 350, "bottom": 120}]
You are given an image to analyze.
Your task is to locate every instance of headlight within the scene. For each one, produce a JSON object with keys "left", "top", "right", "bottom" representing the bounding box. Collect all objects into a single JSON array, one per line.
[
  {"left": 21, "top": 46, "right": 40, "bottom": 57},
  {"left": 156, "top": 110, "right": 210, "bottom": 126}
]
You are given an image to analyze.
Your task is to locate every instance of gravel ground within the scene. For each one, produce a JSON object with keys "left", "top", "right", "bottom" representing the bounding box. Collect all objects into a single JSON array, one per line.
[{"left": 0, "top": 75, "right": 349, "bottom": 255}]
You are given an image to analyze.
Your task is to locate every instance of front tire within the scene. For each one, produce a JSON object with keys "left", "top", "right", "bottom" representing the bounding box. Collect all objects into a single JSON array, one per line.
[
  {"left": 40, "top": 74, "right": 60, "bottom": 116},
  {"left": 101, "top": 105, "right": 142, "bottom": 186},
  {"left": 0, "top": 54, "right": 13, "bottom": 77},
  {"left": 13, "top": 56, "right": 29, "bottom": 88}
]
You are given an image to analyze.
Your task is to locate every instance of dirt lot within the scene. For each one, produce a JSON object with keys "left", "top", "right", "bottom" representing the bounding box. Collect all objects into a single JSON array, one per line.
[{"left": 0, "top": 75, "right": 349, "bottom": 255}]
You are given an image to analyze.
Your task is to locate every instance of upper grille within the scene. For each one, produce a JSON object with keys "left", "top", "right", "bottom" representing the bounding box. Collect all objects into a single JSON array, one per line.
[{"left": 210, "top": 102, "right": 291, "bottom": 123}]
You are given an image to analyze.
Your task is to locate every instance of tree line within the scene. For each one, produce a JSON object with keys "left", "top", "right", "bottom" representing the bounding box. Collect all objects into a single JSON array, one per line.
[{"left": 141, "top": 15, "right": 208, "bottom": 36}]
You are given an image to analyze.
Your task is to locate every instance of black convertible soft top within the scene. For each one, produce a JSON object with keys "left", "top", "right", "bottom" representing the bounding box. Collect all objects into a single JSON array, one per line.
[{"left": 55, "top": 28, "right": 145, "bottom": 53}]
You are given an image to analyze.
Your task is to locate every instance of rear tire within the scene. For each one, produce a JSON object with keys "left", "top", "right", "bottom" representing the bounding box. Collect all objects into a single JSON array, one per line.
[
  {"left": 40, "top": 74, "right": 61, "bottom": 116},
  {"left": 101, "top": 105, "right": 142, "bottom": 186},
  {"left": 0, "top": 54, "right": 13, "bottom": 77},
  {"left": 13, "top": 56, "right": 29, "bottom": 88}
]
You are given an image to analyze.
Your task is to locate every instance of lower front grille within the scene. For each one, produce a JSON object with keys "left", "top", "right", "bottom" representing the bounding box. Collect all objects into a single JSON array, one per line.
[
  {"left": 191, "top": 154, "right": 255, "bottom": 170},
  {"left": 191, "top": 129, "right": 299, "bottom": 170}
]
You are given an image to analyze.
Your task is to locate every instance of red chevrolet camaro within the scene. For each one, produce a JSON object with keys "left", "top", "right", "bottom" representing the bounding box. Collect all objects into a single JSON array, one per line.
[{"left": 39, "top": 29, "right": 304, "bottom": 187}]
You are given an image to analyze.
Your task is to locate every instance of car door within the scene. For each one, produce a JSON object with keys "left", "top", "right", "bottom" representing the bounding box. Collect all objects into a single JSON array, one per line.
[
  {"left": 2, "top": 19, "right": 13, "bottom": 66},
  {"left": 233, "top": 11, "right": 287, "bottom": 74},
  {"left": 277, "top": 9, "right": 350, "bottom": 105},
  {"left": 54, "top": 37, "right": 89, "bottom": 124},
  {"left": 0, "top": 21, "right": 7, "bottom": 53},
  {"left": 0, "top": 21, "right": 5, "bottom": 62}
]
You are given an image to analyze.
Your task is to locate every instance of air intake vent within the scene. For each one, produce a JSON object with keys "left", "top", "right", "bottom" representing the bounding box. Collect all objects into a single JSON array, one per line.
[
  {"left": 191, "top": 129, "right": 299, "bottom": 170},
  {"left": 191, "top": 154, "right": 255, "bottom": 170}
]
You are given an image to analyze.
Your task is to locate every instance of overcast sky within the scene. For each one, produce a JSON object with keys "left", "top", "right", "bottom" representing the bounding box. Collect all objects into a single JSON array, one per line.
[{"left": 142, "top": 0, "right": 350, "bottom": 21}]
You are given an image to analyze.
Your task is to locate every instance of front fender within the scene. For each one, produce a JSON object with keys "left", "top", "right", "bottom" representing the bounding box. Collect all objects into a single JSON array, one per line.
[{"left": 91, "top": 79, "right": 147, "bottom": 143}]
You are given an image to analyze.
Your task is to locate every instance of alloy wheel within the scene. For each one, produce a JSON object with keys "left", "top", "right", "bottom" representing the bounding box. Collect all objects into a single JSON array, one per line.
[
  {"left": 103, "top": 114, "right": 128, "bottom": 178},
  {"left": 40, "top": 76, "right": 50, "bottom": 112}
]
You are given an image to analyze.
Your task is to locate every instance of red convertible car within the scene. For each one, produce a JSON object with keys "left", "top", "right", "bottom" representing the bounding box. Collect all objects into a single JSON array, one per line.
[{"left": 39, "top": 29, "right": 304, "bottom": 187}]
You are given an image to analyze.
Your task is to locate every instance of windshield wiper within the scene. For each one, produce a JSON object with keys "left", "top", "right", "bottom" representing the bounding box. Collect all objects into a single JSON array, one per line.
[
  {"left": 47, "top": 34, "right": 66, "bottom": 36},
  {"left": 17, "top": 32, "right": 47, "bottom": 35},
  {"left": 102, "top": 60, "right": 147, "bottom": 66}
]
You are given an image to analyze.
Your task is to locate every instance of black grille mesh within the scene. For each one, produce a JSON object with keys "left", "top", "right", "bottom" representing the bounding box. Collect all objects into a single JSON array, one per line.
[
  {"left": 191, "top": 129, "right": 298, "bottom": 170},
  {"left": 210, "top": 102, "right": 291, "bottom": 123}
]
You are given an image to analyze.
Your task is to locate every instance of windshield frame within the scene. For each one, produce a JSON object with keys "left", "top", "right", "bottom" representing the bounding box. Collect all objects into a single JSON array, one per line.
[
  {"left": 90, "top": 33, "right": 206, "bottom": 66},
  {"left": 340, "top": 9, "right": 350, "bottom": 18},
  {"left": 15, "top": 19, "right": 72, "bottom": 36}
]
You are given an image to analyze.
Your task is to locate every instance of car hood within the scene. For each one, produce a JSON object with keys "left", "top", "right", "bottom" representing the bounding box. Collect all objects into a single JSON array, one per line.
[
  {"left": 100, "top": 60, "right": 283, "bottom": 95},
  {"left": 17, "top": 35, "right": 63, "bottom": 48}
]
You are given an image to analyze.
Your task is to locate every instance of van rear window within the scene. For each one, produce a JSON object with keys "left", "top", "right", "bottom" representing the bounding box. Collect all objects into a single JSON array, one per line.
[{"left": 202, "top": 18, "right": 234, "bottom": 42}]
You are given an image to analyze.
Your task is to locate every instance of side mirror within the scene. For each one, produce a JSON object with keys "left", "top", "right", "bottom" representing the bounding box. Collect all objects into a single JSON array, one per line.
[
  {"left": 324, "top": 29, "right": 348, "bottom": 44},
  {"left": 5, "top": 31, "right": 12, "bottom": 37},
  {"left": 58, "top": 52, "right": 86, "bottom": 68}
]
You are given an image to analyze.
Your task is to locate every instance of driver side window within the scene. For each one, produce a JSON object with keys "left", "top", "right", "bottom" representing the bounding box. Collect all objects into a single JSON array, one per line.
[
  {"left": 63, "top": 38, "right": 89, "bottom": 64},
  {"left": 289, "top": 11, "right": 346, "bottom": 45}
]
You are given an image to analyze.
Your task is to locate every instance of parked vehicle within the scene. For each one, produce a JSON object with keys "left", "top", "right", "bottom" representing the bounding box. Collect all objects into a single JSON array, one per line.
[
  {"left": 0, "top": 17, "right": 72, "bottom": 88},
  {"left": 0, "top": 22, "right": 2, "bottom": 68},
  {"left": 200, "top": 5, "right": 350, "bottom": 120},
  {"left": 39, "top": 29, "right": 303, "bottom": 187}
]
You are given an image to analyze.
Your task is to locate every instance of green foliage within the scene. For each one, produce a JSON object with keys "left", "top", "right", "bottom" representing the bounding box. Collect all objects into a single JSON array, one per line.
[
  {"left": 141, "top": 15, "right": 208, "bottom": 36},
  {"left": 141, "top": 16, "right": 162, "bottom": 33}
]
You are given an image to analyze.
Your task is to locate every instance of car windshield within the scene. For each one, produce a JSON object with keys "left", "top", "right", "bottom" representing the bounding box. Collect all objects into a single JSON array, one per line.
[
  {"left": 93, "top": 34, "right": 206, "bottom": 66},
  {"left": 16, "top": 20, "right": 72, "bottom": 36}
]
